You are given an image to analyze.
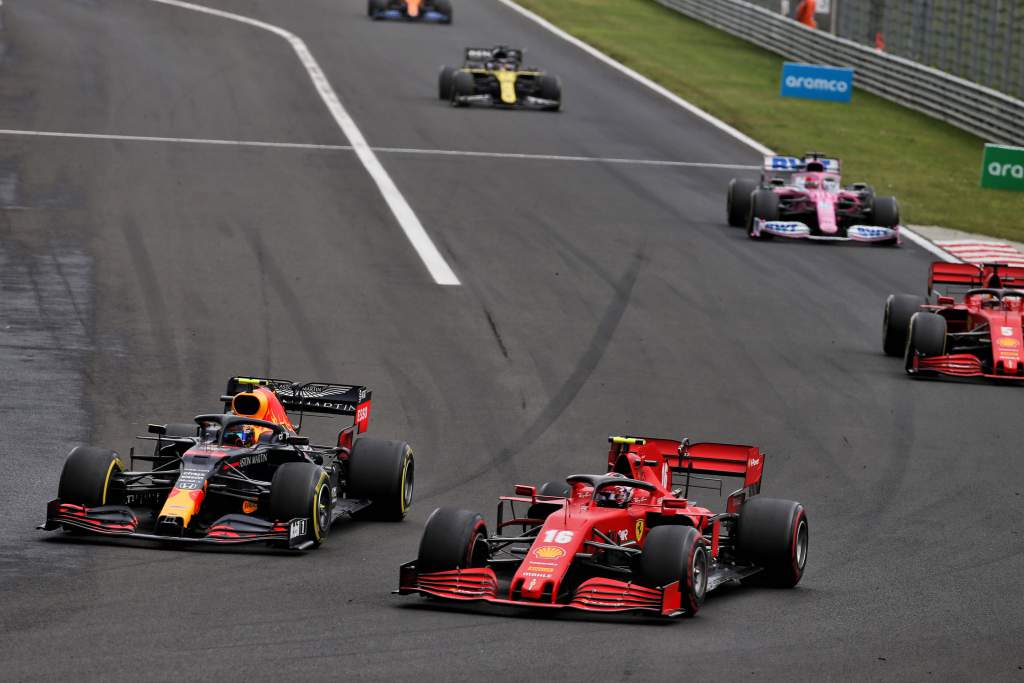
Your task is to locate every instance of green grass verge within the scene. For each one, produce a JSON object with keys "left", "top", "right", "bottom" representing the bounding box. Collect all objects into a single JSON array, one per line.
[{"left": 516, "top": 0, "right": 1023, "bottom": 240}]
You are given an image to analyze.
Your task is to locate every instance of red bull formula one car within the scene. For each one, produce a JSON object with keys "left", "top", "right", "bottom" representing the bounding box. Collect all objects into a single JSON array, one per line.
[
  {"left": 397, "top": 436, "right": 807, "bottom": 618},
  {"left": 884, "top": 262, "right": 1024, "bottom": 381},
  {"left": 368, "top": 0, "right": 452, "bottom": 23},
  {"left": 727, "top": 153, "right": 900, "bottom": 244},
  {"left": 40, "top": 376, "right": 414, "bottom": 550}
]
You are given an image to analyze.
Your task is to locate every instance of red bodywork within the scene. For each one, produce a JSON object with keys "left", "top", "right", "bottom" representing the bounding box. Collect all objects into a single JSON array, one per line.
[
  {"left": 910, "top": 262, "right": 1024, "bottom": 380},
  {"left": 398, "top": 437, "right": 764, "bottom": 617}
]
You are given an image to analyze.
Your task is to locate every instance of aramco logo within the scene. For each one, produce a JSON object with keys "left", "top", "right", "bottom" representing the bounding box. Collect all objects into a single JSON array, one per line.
[{"left": 988, "top": 162, "right": 1024, "bottom": 179}]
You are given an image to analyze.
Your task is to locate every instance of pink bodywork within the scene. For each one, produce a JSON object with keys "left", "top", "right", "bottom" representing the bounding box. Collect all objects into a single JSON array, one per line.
[{"left": 771, "top": 172, "right": 867, "bottom": 234}]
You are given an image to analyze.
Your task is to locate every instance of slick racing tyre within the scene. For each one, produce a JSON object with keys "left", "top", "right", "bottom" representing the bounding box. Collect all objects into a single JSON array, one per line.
[
  {"left": 417, "top": 507, "right": 489, "bottom": 572},
  {"left": 432, "top": 0, "right": 453, "bottom": 23},
  {"left": 904, "top": 311, "right": 947, "bottom": 374},
  {"left": 883, "top": 294, "right": 926, "bottom": 357},
  {"left": 271, "top": 462, "right": 331, "bottom": 547},
  {"left": 737, "top": 497, "right": 808, "bottom": 588},
  {"left": 727, "top": 179, "right": 758, "bottom": 227},
  {"left": 367, "top": 0, "right": 387, "bottom": 17},
  {"left": 438, "top": 66, "right": 457, "bottom": 100},
  {"left": 871, "top": 196, "right": 900, "bottom": 227},
  {"left": 58, "top": 446, "right": 125, "bottom": 507},
  {"left": 640, "top": 525, "right": 708, "bottom": 616},
  {"left": 747, "top": 189, "right": 779, "bottom": 240},
  {"left": 536, "top": 74, "right": 562, "bottom": 112},
  {"left": 347, "top": 438, "right": 414, "bottom": 521},
  {"left": 451, "top": 71, "right": 475, "bottom": 107},
  {"left": 527, "top": 480, "right": 571, "bottom": 522}
]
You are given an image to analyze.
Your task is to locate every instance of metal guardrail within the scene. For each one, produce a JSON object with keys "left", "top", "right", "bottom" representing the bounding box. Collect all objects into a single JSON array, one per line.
[{"left": 653, "top": 0, "right": 1024, "bottom": 146}]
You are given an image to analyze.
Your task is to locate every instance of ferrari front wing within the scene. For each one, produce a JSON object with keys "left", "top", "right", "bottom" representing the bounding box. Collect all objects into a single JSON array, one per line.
[{"left": 395, "top": 562, "right": 685, "bottom": 617}]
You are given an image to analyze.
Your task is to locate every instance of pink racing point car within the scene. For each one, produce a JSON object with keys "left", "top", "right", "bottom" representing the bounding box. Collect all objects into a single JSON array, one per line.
[{"left": 727, "top": 153, "right": 900, "bottom": 245}]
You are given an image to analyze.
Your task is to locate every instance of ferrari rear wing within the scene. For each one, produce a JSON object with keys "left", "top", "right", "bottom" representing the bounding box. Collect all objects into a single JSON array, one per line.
[
  {"left": 608, "top": 436, "right": 764, "bottom": 511},
  {"left": 928, "top": 261, "right": 1024, "bottom": 297},
  {"left": 222, "top": 376, "right": 371, "bottom": 427}
]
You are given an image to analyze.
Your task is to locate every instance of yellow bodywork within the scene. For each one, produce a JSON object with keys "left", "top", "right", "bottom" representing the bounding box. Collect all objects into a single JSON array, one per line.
[{"left": 465, "top": 68, "right": 541, "bottom": 105}]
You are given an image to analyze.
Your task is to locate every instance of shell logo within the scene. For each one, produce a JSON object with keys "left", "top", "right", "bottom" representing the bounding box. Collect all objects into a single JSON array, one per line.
[
  {"left": 534, "top": 546, "right": 566, "bottom": 559},
  {"left": 997, "top": 337, "right": 1019, "bottom": 348}
]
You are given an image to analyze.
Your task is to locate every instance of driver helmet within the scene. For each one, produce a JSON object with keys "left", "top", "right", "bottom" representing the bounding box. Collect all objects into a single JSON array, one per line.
[
  {"left": 804, "top": 177, "right": 819, "bottom": 189},
  {"left": 595, "top": 473, "right": 633, "bottom": 508},
  {"left": 224, "top": 424, "right": 256, "bottom": 447}
]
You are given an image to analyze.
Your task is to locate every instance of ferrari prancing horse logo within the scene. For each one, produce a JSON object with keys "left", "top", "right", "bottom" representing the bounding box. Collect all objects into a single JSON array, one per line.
[{"left": 635, "top": 519, "right": 645, "bottom": 541}]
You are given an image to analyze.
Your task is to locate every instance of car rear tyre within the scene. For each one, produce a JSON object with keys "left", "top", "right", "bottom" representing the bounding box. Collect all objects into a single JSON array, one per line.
[
  {"left": 433, "top": 0, "right": 452, "bottom": 22},
  {"left": 451, "top": 71, "right": 475, "bottom": 106},
  {"left": 640, "top": 525, "right": 707, "bottom": 616},
  {"left": 536, "top": 74, "right": 562, "bottom": 111},
  {"left": 737, "top": 497, "right": 808, "bottom": 588},
  {"left": 747, "top": 189, "right": 779, "bottom": 240},
  {"left": 417, "top": 507, "right": 489, "bottom": 572},
  {"left": 727, "top": 179, "right": 758, "bottom": 227},
  {"left": 58, "top": 446, "right": 125, "bottom": 507},
  {"left": 347, "top": 438, "right": 414, "bottom": 521},
  {"left": 871, "top": 196, "right": 900, "bottom": 227},
  {"left": 438, "top": 66, "right": 457, "bottom": 100},
  {"left": 905, "top": 311, "right": 947, "bottom": 373},
  {"left": 367, "top": 0, "right": 386, "bottom": 17},
  {"left": 271, "top": 462, "right": 331, "bottom": 547},
  {"left": 883, "top": 294, "right": 925, "bottom": 356}
]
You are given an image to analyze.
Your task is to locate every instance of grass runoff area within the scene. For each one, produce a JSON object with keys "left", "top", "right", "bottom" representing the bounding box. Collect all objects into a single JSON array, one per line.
[{"left": 516, "top": 0, "right": 1022, "bottom": 240}]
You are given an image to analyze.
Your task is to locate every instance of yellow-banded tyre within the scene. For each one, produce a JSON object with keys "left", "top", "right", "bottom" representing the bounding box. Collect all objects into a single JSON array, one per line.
[
  {"left": 347, "top": 438, "right": 414, "bottom": 521},
  {"left": 271, "top": 462, "right": 331, "bottom": 547},
  {"left": 58, "top": 446, "right": 125, "bottom": 507}
]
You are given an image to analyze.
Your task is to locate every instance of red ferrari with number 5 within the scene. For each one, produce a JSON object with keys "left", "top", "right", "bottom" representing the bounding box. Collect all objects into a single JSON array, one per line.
[{"left": 397, "top": 436, "right": 807, "bottom": 618}]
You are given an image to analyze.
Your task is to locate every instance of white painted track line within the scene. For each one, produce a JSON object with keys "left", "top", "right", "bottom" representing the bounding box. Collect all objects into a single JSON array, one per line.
[
  {"left": 497, "top": 0, "right": 963, "bottom": 264},
  {"left": 0, "top": 128, "right": 758, "bottom": 169},
  {"left": 146, "top": 0, "right": 460, "bottom": 285}
]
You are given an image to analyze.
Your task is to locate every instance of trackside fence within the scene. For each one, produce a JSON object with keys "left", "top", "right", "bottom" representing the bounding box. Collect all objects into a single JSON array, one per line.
[{"left": 653, "top": 0, "right": 1024, "bottom": 146}]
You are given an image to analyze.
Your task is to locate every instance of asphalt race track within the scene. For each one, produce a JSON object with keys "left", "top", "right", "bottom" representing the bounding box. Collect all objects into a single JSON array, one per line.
[{"left": 1, "top": 1, "right": 1022, "bottom": 680}]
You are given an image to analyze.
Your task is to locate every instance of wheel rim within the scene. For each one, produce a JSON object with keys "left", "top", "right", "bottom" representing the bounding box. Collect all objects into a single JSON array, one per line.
[
  {"left": 795, "top": 519, "right": 808, "bottom": 570},
  {"left": 401, "top": 455, "right": 414, "bottom": 512},
  {"left": 466, "top": 532, "right": 489, "bottom": 568},
  {"left": 315, "top": 482, "right": 330, "bottom": 539},
  {"left": 692, "top": 546, "right": 708, "bottom": 599}
]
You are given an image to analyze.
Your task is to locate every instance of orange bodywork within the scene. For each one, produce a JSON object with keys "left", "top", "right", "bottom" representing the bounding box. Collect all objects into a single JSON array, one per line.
[
  {"left": 230, "top": 387, "right": 297, "bottom": 433},
  {"left": 156, "top": 387, "right": 297, "bottom": 528},
  {"left": 406, "top": 0, "right": 421, "bottom": 17},
  {"left": 159, "top": 487, "right": 206, "bottom": 528}
]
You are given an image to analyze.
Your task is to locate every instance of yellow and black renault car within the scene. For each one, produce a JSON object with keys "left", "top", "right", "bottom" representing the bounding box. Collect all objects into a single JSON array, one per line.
[{"left": 439, "top": 46, "right": 562, "bottom": 112}]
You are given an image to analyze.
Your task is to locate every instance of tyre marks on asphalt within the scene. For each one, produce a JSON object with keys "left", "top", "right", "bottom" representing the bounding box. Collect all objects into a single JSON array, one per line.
[
  {"left": 0, "top": 238, "right": 93, "bottom": 583},
  {"left": 417, "top": 248, "right": 646, "bottom": 500}
]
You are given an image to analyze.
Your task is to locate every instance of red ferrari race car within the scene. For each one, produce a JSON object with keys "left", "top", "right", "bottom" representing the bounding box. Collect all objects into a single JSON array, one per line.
[
  {"left": 727, "top": 153, "right": 900, "bottom": 244},
  {"left": 884, "top": 261, "right": 1024, "bottom": 381},
  {"left": 368, "top": 0, "right": 452, "bottom": 23},
  {"left": 40, "top": 376, "right": 414, "bottom": 550},
  {"left": 397, "top": 436, "right": 807, "bottom": 618}
]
